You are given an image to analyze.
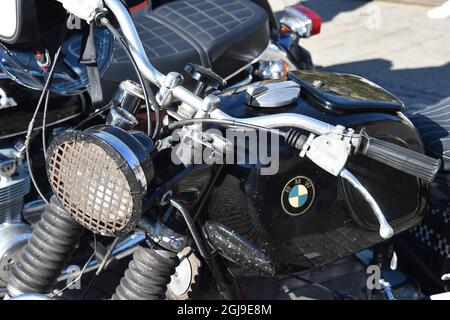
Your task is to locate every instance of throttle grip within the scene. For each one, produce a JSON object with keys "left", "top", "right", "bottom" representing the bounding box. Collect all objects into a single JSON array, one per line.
[{"left": 359, "top": 133, "right": 441, "bottom": 183}]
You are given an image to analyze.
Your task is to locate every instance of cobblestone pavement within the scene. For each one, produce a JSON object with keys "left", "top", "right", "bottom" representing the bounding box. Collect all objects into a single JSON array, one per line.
[{"left": 270, "top": 0, "right": 450, "bottom": 111}]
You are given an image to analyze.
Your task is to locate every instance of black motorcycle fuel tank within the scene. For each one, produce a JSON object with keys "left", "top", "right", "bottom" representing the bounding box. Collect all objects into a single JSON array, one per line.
[{"left": 206, "top": 70, "right": 428, "bottom": 276}]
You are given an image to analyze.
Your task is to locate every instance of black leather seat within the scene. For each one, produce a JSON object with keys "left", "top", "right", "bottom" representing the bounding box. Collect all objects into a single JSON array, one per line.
[
  {"left": 103, "top": 0, "right": 270, "bottom": 87},
  {"left": 408, "top": 98, "right": 450, "bottom": 171}
]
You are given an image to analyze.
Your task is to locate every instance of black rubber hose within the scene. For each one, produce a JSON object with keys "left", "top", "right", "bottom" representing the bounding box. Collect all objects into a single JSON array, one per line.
[
  {"left": 112, "top": 246, "right": 179, "bottom": 300},
  {"left": 7, "top": 197, "right": 83, "bottom": 297}
]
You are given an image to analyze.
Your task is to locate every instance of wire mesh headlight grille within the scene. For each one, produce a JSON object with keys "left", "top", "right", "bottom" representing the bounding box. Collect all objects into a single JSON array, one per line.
[{"left": 47, "top": 127, "right": 154, "bottom": 237}]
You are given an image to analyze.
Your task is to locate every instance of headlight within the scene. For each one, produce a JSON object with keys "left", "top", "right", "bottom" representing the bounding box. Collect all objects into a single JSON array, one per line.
[{"left": 47, "top": 126, "right": 154, "bottom": 237}]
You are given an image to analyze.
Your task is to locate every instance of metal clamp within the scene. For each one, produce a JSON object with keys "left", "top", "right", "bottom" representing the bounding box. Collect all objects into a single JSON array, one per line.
[
  {"left": 138, "top": 216, "right": 188, "bottom": 252},
  {"left": 35, "top": 50, "right": 51, "bottom": 70},
  {"left": 157, "top": 72, "right": 184, "bottom": 108},
  {"left": 302, "top": 133, "right": 352, "bottom": 176},
  {"left": 106, "top": 106, "right": 138, "bottom": 130}
]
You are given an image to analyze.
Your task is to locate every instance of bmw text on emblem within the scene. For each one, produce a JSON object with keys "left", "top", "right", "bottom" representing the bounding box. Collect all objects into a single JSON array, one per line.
[{"left": 281, "top": 176, "right": 316, "bottom": 216}]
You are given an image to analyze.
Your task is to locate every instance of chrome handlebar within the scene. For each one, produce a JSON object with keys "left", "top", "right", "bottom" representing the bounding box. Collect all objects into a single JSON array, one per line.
[
  {"left": 104, "top": 0, "right": 338, "bottom": 136},
  {"left": 106, "top": 0, "right": 204, "bottom": 111},
  {"left": 104, "top": 0, "right": 164, "bottom": 86}
]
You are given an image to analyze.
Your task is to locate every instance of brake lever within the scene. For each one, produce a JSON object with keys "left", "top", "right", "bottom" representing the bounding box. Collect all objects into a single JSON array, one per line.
[
  {"left": 340, "top": 169, "right": 394, "bottom": 239},
  {"left": 296, "top": 133, "right": 394, "bottom": 239}
]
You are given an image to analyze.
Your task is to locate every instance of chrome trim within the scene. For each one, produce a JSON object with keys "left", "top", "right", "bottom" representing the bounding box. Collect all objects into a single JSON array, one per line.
[
  {"left": 119, "top": 79, "right": 144, "bottom": 100},
  {"left": 246, "top": 81, "right": 301, "bottom": 108},
  {"left": 258, "top": 42, "right": 297, "bottom": 71},
  {"left": 280, "top": 6, "right": 313, "bottom": 38},
  {"left": 254, "top": 60, "right": 285, "bottom": 80},
  {"left": 106, "top": 106, "right": 138, "bottom": 130},
  {"left": 223, "top": 41, "right": 296, "bottom": 82},
  {"left": 90, "top": 130, "right": 148, "bottom": 193}
]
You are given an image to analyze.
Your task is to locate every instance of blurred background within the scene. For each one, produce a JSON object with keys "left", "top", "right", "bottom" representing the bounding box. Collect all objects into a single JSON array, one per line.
[{"left": 270, "top": 0, "right": 450, "bottom": 112}]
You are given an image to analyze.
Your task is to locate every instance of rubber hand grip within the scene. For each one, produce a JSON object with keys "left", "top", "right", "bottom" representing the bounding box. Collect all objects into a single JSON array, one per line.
[{"left": 360, "top": 136, "right": 441, "bottom": 183}]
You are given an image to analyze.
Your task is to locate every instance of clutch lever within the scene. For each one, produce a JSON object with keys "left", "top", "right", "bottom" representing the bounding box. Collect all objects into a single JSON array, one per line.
[{"left": 340, "top": 169, "right": 394, "bottom": 239}]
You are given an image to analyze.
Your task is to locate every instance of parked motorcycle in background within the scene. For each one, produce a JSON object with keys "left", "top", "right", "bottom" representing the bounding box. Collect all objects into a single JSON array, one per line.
[{"left": 0, "top": 0, "right": 447, "bottom": 300}]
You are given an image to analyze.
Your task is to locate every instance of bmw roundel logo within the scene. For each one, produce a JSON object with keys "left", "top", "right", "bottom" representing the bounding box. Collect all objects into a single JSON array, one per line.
[{"left": 281, "top": 176, "right": 315, "bottom": 216}]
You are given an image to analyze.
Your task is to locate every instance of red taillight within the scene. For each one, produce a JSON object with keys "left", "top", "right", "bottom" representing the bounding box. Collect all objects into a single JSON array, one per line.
[
  {"left": 129, "top": 0, "right": 148, "bottom": 13},
  {"left": 292, "top": 4, "right": 322, "bottom": 36},
  {"left": 280, "top": 3, "right": 322, "bottom": 38}
]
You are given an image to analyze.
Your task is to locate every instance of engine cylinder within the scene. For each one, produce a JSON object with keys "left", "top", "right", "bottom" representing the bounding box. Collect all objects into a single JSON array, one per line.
[
  {"left": 0, "top": 152, "right": 30, "bottom": 224},
  {"left": 112, "top": 246, "right": 180, "bottom": 300},
  {"left": 7, "top": 197, "right": 83, "bottom": 297}
]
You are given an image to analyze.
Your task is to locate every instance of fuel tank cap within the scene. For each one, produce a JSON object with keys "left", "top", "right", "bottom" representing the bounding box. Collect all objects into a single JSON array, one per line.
[{"left": 245, "top": 80, "right": 301, "bottom": 108}]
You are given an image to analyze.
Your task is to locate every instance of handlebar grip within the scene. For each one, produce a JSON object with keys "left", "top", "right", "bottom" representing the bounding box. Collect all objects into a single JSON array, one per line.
[{"left": 360, "top": 135, "right": 441, "bottom": 183}]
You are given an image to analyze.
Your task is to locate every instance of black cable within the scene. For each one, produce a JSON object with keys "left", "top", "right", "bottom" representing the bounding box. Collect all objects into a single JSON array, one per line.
[
  {"left": 73, "top": 102, "right": 113, "bottom": 130},
  {"left": 143, "top": 78, "right": 161, "bottom": 140},
  {"left": 26, "top": 46, "right": 64, "bottom": 205},
  {"left": 193, "top": 164, "right": 224, "bottom": 222},
  {"left": 170, "top": 199, "right": 217, "bottom": 260},
  {"left": 103, "top": 20, "right": 160, "bottom": 139},
  {"left": 41, "top": 24, "right": 69, "bottom": 161},
  {"left": 41, "top": 89, "right": 51, "bottom": 160},
  {"left": 166, "top": 118, "right": 287, "bottom": 137}
]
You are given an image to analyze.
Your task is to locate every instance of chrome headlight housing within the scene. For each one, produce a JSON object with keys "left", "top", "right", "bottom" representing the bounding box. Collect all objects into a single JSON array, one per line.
[{"left": 47, "top": 126, "right": 154, "bottom": 237}]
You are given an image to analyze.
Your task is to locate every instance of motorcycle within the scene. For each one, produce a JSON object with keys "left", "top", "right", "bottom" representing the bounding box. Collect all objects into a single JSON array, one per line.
[{"left": 0, "top": 0, "right": 447, "bottom": 300}]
